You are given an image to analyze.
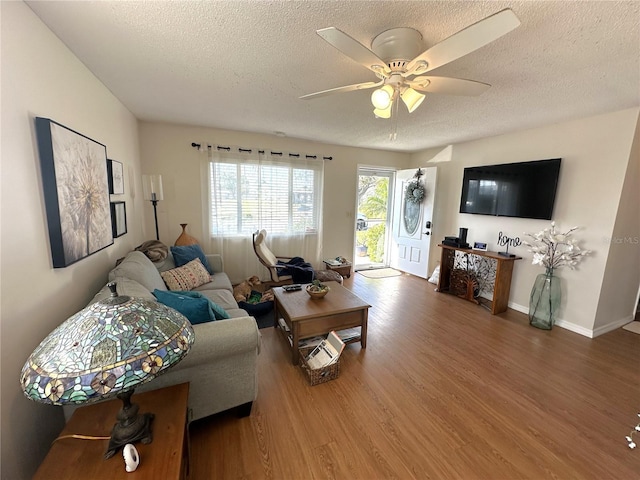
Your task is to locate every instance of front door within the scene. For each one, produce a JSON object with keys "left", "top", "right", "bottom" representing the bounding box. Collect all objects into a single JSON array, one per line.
[{"left": 390, "top": 167, "right": 437, "bottom": 278}]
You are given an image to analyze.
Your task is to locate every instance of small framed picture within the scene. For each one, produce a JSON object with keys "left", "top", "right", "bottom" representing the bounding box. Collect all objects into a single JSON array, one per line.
[
  {"left": 473, "top": 242, "right": 488, "bottom": 251},
  {"left": 107, "top": 159, "right": 124, "bottom": 195},
  {"left": 110, "top": 201, "right": 127, "bottom": 237}
]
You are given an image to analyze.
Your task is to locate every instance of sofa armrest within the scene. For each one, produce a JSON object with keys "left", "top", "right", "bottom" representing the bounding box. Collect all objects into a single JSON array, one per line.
[
  {"left": 205, "top": 254, "right": 224, "bottom": 274},
  {"left": 179, "top": 316, "right": 261, "bottom": 368}
]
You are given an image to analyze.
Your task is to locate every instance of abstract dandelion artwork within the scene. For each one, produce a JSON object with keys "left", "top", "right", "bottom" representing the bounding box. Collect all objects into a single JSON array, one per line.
[{"left": 36, "top": 118, "right": 113, "bottom": 267}]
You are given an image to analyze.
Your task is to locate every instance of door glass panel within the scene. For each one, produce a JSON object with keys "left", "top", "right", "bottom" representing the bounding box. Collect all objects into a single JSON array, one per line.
[{"left": 403, "top": 195, "right": 420, "bottom": 235}]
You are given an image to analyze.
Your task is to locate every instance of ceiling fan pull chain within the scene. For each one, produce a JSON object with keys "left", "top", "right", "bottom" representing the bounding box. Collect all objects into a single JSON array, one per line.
[{"left": 389, "top": 99, "right": 399, "bottom": 141}]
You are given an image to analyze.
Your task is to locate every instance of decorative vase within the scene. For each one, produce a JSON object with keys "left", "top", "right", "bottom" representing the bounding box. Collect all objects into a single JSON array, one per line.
[
  {"left": 529, "top": 267, "right": 561, "bottom": 330},
  {"left": 174, "top": 224, "right": 199, "bottom": 246}
]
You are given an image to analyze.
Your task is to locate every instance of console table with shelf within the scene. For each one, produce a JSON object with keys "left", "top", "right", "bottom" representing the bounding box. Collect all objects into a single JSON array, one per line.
[{"left": 436, "top": 244, "right": 522, "bottom": 315}]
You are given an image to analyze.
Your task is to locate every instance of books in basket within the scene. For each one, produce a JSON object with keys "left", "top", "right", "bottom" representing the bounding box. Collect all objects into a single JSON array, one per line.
[
  {"left": 305, "top": 331, "right": 345, "bottom": 370},
  {"left": 335, "top": 327, "right": 360, "bottom": 343}
]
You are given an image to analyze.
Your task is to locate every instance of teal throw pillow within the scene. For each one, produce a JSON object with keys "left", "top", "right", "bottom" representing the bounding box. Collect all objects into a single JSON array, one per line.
[
  {"left": 171, "top": 244, "right": 214, "bottom": 275},
  {"left": 153, "top": 289, "right": 212, "bottom": 325},
  {"left": 153, "top": 289, "right": 230, "bottom": 323}
]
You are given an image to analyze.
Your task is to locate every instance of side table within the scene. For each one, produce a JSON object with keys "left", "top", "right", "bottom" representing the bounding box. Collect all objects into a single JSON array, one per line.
[
  {"left": 34, "top": 383, "right": 189, "bottom": 480},
  {"left": 323, "top": 260, "right": 352, "bottom": 278}
]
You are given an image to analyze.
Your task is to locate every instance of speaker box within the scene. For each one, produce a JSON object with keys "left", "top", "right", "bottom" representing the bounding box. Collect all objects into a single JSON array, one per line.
[{"left": 459, "top": 228, "right": 468, "bottom": 245}]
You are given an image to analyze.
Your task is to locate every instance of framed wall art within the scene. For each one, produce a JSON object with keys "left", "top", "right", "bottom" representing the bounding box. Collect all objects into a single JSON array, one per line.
[
  {"left": 110, "top": 201, "right": 127, "bottom": 237},
  {"left": 107, "top": 159, "right": 124, "bottom": 194},
  {"left": 35, "top": 117, "right": 113, "bottom": 268}
]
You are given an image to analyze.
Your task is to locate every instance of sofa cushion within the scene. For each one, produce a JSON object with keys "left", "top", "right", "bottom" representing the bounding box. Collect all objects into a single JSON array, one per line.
[
  {"left": 224, "top": 307, "right": 252, "bottom": 318},
  {"left": 109, "top": 251, "right": 167, "bottom": 292},
  {"left": 153, "top": 289, "right": 230, "bottom": 324},
  {"left": 161, "top": 258, "right": 211, "bottom": 291},
  {"left": 192, "top": 271, "right": 233, "bottom": 293},
  {"left": 171, "top": 244, "right": 214, "bottom": 274},
  {"left": 197, "top": 288, "right": 239, "bottom": 312},
  {"left": 153, "top": 289, "right": 213, "bottom": 324}
]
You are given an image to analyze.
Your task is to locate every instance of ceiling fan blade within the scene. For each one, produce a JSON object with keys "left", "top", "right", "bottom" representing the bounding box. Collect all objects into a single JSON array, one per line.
[
  {"left": 300, "top": 81, "right": 382, "bottom": 100},
  {"left": 409, "top": 76, "right": 491, "bottom": 96},
  {"left": 317, "top": 27, "right": 390, "bottom": 75},
  {"left": 405, "top": 8, "right": 520, "bottom": 73}
]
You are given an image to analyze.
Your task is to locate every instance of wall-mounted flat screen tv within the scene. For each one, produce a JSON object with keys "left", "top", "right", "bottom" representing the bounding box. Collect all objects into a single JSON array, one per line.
[{"left": 459, "top": 158, "right": 561, "bottom": 220}]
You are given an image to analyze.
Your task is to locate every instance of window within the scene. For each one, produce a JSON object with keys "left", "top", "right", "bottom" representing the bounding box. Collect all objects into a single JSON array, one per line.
[{"left": 207, "top": 154, "right": 323, "bottom": 236}]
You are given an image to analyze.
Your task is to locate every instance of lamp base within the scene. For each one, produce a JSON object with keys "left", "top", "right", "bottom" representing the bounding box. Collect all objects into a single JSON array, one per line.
[{"left": 104, "top": 389, "right": 155, "bottom": 459}]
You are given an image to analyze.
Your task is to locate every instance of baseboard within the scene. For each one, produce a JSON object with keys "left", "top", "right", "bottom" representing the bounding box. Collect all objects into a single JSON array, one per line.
[
  {"left": 554, "top": 319, "right": 595, "bottom": 338},
  {"left": 507, "top": 301, "right": 595, "bottom": 338},
  {"left": 591, "top": 315, "right": 635, "bottom": 338},
  {"left": 497, "top": 300, "right": 631, "bottom": 338},
  {"left": 508, "top": 301, "right": 528, "bottom": 315}
]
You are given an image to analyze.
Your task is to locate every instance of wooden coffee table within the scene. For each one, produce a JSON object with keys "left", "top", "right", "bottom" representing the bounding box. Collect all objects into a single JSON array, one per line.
[{"left": 273, "top": 281, "right": 370, "bottom": 364}]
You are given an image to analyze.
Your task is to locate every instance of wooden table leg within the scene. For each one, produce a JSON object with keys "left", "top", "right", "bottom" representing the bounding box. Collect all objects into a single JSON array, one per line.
[
  {"left": 273, "top": 298, "right": 279, "bottom": 329},
  {"left": 291, "top": 323, "right": 300, "bottom": 365},
  {"left": 360, "top": 309, "right": 368, "bottom": 348}
]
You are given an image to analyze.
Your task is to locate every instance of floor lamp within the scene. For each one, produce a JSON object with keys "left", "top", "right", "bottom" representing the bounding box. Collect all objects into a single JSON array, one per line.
[{"left": 142, "top": 174, "right": 163, "bottom": 240}]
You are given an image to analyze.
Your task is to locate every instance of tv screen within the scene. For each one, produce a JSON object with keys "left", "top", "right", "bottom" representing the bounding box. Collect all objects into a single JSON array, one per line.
[{"left": 459, "top": 159, "right": 561, "bottom": 220}]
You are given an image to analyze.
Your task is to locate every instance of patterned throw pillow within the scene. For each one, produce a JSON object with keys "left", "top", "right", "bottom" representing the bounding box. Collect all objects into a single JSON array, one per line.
[
  {"left": 161, "top": 258, "right": 211, "bottom": 291},
  {"left": 170, "top": 244, "right": 214, "bottom": 274}
]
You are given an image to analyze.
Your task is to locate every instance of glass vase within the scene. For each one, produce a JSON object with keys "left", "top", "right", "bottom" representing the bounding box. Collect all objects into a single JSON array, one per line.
[{"left": 529, "top": 267, "right": 561, "bottom": 330}]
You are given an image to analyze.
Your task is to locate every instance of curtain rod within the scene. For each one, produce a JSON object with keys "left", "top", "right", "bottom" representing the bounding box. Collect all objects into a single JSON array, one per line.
[{"left": 190, "top": 142, "right": 332, "bottom": 161}]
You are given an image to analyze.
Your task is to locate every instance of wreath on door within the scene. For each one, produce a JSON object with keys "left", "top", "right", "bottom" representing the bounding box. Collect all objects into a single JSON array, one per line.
[{"left": 405, "top": 179, "right": 425, "bottom": 204}]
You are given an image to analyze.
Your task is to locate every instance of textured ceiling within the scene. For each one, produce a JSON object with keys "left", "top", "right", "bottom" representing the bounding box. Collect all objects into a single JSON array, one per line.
[{"left": 26, "top": 1, "right": 640, "bottom": 153}]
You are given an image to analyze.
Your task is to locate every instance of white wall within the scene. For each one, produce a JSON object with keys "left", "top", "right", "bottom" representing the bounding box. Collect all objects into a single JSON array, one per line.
[
  {"left": 593, "top": 113, "right": 640, "bottom": 333},
  {"left": 138, "top": 121, "right": 410, "bottom": 282},
  {"left": 1, "top": 3, "right": 144, "bottom": 478},
  {"left": 411, "top": 108, "right": 640, "bottom": 336}
]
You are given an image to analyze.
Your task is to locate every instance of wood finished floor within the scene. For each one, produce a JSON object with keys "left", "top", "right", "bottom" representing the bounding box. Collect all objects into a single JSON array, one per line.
[{"left": 190, "top": 272, "right": 640, "bottom": 479}]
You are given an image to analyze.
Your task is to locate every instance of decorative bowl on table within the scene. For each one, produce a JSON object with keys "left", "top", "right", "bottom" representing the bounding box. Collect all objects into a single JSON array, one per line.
[{"left": 306, "top": 280, "right": 329, "bottom": 299}]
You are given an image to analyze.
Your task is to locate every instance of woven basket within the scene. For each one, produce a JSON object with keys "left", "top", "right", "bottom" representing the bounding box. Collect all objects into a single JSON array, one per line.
[
  {"left": 305, "top": 285, "right": 329, "bottom": 299},
  {"left": 299, "top": 346, "right": 340, "bottom": 386}
]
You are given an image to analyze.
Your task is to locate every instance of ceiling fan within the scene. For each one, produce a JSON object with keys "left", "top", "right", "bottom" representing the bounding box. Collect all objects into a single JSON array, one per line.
[{"left": 300, "top": 9, "right": 520, "bottom": 121}]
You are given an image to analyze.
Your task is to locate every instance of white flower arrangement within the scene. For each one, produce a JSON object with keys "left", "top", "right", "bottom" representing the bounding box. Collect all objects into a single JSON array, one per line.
[
  {"left": 522, "top": 222, "right": 591, "bottom": 270},
  {"left": 627, "top": 414, "right": 640, "bottom": 449},
  {"left": 405, "top": 180, "right": 425, "bottom": 204}
]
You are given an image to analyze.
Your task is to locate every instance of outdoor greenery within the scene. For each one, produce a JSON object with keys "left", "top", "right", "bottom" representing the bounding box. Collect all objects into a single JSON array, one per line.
[
  {"left": 357, "top": 223, "right": 386, "bottom": 262},
  {"left": 357, "top": 177, "right": 389, "bottom": 263}
]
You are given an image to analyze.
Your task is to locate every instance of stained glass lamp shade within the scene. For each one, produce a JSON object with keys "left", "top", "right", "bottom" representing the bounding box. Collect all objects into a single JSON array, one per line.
[{"left": 20, "top": 282, "right": 195, "bottom": 458}]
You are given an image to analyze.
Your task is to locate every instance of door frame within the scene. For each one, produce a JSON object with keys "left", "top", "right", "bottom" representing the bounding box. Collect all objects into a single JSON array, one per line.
[{"left": 353, "top": 166, "right": 396, "bottom": 270}]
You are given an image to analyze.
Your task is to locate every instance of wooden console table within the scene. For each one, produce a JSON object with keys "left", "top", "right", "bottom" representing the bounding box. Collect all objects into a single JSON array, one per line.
[{"left": 436, "top": 244, "right": 521, "bottom": 314}]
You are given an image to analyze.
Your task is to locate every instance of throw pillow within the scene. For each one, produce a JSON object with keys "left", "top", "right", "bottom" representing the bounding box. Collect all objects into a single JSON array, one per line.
[
  {"left": 154, "top": 289, "right": 230, "bottom": 322},
  {"left": 161, "top": 258, "right": 211, "bottom": 291},
  {"left": 170, "top": 244, "right": 214, "bottom": 274},
  {"left": 153, "top": 289, "right": 212, "bottom": 325}
]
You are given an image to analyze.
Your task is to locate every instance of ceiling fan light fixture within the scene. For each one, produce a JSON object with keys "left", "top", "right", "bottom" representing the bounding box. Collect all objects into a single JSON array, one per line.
[
  {"left": 400, "top": 87, "right": 426, "bottom": 113},
  {"left": 371, "top": 84, "right": 394, "bottom": 110},
  {"left": 373, "top": 105, "right": 392, "bottom": 119}
]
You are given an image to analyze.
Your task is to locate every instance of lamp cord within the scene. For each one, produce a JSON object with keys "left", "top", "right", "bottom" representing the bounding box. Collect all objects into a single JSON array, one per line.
[{"left": 53, "top": 434, "right": 111, "bottom": 444}]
